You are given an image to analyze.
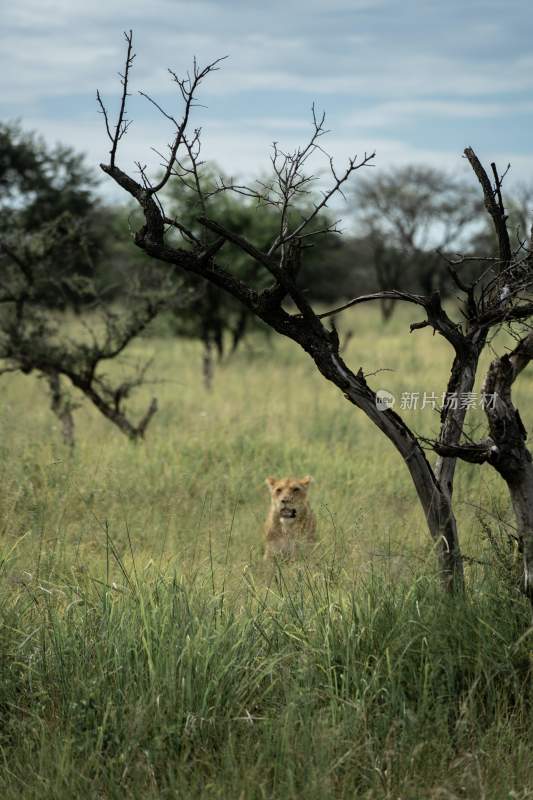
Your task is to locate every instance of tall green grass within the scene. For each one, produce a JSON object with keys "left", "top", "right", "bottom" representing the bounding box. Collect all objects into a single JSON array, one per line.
[
  {"left": 1, "top": 552, "right": 532, "bottom": 799},
  {"left": 1, "top": 306, "right": 533, "bottom": 797}
]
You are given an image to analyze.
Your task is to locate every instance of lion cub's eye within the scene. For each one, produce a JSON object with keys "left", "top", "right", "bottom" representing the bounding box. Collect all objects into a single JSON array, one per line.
[
  {"left": 275, "top": 488, "right": 283, "bottom": 495},
  {"left": 293, "top": 486, "right": 301, "bottom": 492}
]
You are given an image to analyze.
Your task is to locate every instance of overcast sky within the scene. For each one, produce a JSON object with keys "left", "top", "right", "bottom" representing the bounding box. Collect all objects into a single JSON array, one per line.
[{"left": 2, "top": 0, "right": 532, "bottom": 203}]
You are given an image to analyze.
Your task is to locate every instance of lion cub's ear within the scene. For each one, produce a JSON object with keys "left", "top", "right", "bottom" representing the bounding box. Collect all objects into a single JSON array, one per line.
[
  {"left": 265, "top": 476, "right": 277, "bottom": 491},
  {"left": 300, "top": 475, "right": 314, "bottom": 487}
]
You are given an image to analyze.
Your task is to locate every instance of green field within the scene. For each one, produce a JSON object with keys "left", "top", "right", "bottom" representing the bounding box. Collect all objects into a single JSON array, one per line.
[{"left": 1, "top": 306, "right": 532, "bottom": 798}]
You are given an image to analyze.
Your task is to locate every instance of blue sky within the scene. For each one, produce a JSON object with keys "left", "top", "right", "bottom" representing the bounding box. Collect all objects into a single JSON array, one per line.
[{"left": 2, "top": 0, "right": 532, "bottom": 203}]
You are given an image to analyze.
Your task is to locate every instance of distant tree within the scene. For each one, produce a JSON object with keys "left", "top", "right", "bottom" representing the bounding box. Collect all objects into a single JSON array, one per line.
[
  {"left": 0, "top": 121, "right": 96, "bottom": 225},
  {"left": 352, "top": 165, "right": 482, "bottom": 317},
  {"left": 162, "top": 162, "right": 337, "bottom": 387},
  {"left": 0, "top": 217, "right": 177, "bottom": 445},
  {"left": 362, "top": 233, "right": 410, "bottom": 321},
  {"left": 0, "top": 123, "right": 184, "bottom": 444},
  {"left": 161, "top": 165, "right": 276, "bottom": 387},
  {"left": 0, "top": 121, "right": 112, "bottom": 307}
]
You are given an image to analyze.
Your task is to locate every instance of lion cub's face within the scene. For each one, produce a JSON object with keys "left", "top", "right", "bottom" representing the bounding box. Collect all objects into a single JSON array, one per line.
[{"left": 265, "top": 476, "right": 313, "bottom": 523}]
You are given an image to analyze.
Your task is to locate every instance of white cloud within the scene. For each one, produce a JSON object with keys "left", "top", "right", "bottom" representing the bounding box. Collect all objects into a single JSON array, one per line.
[
  {"left": 344, "top": 99, "right": 533, "bottom": 130},
  {"left": 3, "top": 0, "right": 532, "bottom": 200},
  {"left": 4, "top": 1, "right": 533, "bottom": 108}
]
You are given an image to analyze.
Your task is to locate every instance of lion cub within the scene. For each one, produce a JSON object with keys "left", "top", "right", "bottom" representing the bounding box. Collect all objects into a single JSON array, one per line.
[{"left": 264, "top": 476, "right": 316, "bottom": 559}]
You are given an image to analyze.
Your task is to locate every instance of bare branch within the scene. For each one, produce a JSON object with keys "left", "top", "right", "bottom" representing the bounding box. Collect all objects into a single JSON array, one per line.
[
  {"left": 312, "top": 290, "right": 466, "bottom": 354},
  {"left": 277, "top": 150, "right": 376, "bottom": 250},
  {"left": 430, "top": 438, "right": 492, "bottom": 464},
  {"left": 464, "top": 147, "right": 512, "bottom": 268},
  {"left": 491, "top": 160, "right": 510, "bottom": 219},
  {"left": 97, "top": 30, "right": 135, "bottom": 168},
  {"left": 148, "top": 57, "right": 226, "bottom": 195},
  {"left": 197, "top": 216, "right": 279, "bottom": 275},
  {"left": 163, "top": 215, "right": 202, "bottom": 246}
]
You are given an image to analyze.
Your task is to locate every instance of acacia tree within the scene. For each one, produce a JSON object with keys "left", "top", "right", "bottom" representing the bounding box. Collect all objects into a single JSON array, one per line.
[
  {"left": 334, "top": 157, "right": 533, "bottom": 602},
  {"left": 0, "top": 121, "right": 107, "bottom": 308},
  {"left": 98, "top": 33, "right": 533, "bottom": 594},
  {"left": 0, "top": 121, "right": 202, "bottom": 444},
  {"left": 163, "top": 165, "right": 282, "bottom": 389},
  {"left": 360, "top": 234, "right": 409, "bottom": 321},
  {"left": 433, "top": 332, "right": 533, "bottom": 604},
  {"left": 430, "top": 175, "right": 533, "bottom": 602},
  {"left": 352, "top": 166, "right": 481, "bottom": 302},
  {"left": 0, "top": 220, "right": 164, "bottom": 447},
  {"left": 0, "top": 216, "right": 167, "bottom": 444}
]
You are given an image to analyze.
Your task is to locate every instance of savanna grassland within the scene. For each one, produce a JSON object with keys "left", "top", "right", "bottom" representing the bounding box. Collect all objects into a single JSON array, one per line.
[{"left": 1, "top": 305, "right": 532, "bottom": 799}]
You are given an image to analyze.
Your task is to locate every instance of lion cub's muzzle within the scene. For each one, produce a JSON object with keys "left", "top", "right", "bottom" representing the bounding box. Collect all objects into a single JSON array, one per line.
[{"left": 279, "top": 507, "right": 297, "bottom": 519}]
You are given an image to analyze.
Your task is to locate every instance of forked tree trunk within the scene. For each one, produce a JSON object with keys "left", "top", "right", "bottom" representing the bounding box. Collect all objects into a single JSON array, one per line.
[
  {"left": 435, "top": 337, "right": 486, "bottom": 499},
  {"left": 482, "top": 336, "right": 533, "bottom": 604},
  {"left": 508, "top": 467, "right": 533, "bottom": 603}
]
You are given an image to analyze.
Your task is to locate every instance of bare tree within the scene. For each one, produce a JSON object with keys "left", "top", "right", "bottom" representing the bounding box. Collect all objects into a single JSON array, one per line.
[
  {"left": 97, "top": 33, "right": 532, "bottom": 592},
  {"left": 429, "top": 170, "right": 533, "bottom": 603},
  {"left": 332, "top": 151, "right": 533, "bottom": 600},
  {"left": 434, "top": 331, "right": 533, "bottom": 603}
]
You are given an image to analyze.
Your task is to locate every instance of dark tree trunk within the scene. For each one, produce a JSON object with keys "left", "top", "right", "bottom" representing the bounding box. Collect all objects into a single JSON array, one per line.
[
  {"left": 482, "top": 336, "right": 533, "bottom": 604},
  {"left": 435, "top": 335, "right": 486, "bottom": 499},
  {"left": 435, "top": 334, "right": 533, "bottom": 604},
  {"left": 380, "top": 297, "right": 395, "bottom": 322},
  {"left": 47, "top": 371, "right": 75, "bottom": 449},
  {"left": 202, "top": 337, "right": 214, "bottom": 392},
  {"left": 230, "top": 309, "right": 248, "bottom": 355}
]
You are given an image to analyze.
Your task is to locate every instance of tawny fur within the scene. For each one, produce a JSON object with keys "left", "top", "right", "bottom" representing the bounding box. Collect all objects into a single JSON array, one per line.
[{"left": 264, "top": 476, "right": 316, "bottom": 559}]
